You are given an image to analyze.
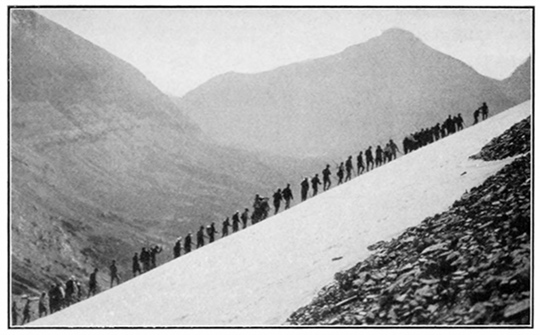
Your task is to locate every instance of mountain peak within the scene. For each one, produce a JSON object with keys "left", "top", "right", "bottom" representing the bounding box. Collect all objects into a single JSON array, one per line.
[{"left": 379, "top": 28, "right": 420, "bottom": 42}]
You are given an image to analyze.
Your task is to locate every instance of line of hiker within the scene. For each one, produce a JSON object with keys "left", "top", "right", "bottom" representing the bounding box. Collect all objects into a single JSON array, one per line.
[
  {"left": 402, "top": 103, "right": 488, "bottom": 154},
  {"left": 132, "top": 245, "right": 163, "bottom": 277},
  {"left": 12, "top": 273, "right": 89, "bottom": 325},
  {"left": 14, "top": 102, "right": 491, "bottom": 326}
]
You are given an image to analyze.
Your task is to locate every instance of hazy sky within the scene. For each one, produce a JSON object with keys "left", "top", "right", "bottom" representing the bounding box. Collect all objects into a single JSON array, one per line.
[{"left": 36, "top": 8, "right": 532, "bottom": 96}]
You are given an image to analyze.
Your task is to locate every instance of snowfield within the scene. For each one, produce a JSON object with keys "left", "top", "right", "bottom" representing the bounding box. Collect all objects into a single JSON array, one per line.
[{"left": 29, "top": 102, "right": 531, "bottom": 326}]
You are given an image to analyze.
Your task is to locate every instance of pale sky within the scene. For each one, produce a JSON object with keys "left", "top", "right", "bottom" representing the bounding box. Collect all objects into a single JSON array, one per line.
[{"left": 35, "top": 8, "right": 532, "bottom": 96}]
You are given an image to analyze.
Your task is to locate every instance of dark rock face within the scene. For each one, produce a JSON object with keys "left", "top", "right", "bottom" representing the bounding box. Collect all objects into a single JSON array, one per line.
[
  {"left": 288, "top": 119, "right": 531, "bottom": 325},
  {"left": 470, "top": 116, "right": 530, "bottom": 161}
]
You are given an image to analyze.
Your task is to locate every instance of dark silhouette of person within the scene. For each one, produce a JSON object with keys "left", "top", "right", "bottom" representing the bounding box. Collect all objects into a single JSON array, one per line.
[
  {"left": 300, "top": 177, "right": 309, "bottom": 201},
  {"left": 173, "top": 239, "right": 181, "bottom": 259},
  {"left": 232, "top": 211, "right": 240, "bottom": 232},
  {"left": 222, "top": 218, "right": 230, "bottom": 237},
  {"left": 150, "top": 245, "right": 163, "bottom": 269},
  {"left": 207, "top": 223, "right": 216, "bottom": 242},
  {"left": 282, "top": 185, "right": 294, "bottom": 209},
  {"left": 356, "top": 151, "right": 365, "bottom": 175},
  {"left": 375, "top": 145, "right": 383, "bottom": 167},
  {"left": 481, "top": 102, "right": 489, "bottom": 120},
  {"left": 439, "top": 124, "right": 446, "bottom": 138},
  {"left": 365, "top": 147, "right": 374, "bottom": 171},
  {"left": 446, "top": 115, "right": 456, "bottom": 134},
  {"left": 389, "top": 139, "right": 400, "bottom": 160},
  {"left": 241, "top": 209, "right": 249, "bottom": 228},
  {"left": 453, "top": 115, "right": 460, "bottom": 131},
  {"left": 456, "top": 113, "right": 464, "bottom": 130},
  {"left": 38, "top": 292, "right": 48, "bottom": 317},
  {"left": 311, "top": 174, "right": 321, "bottom": 196},
  {"left": 76, "top": 280, "right": 83, "bottom": 301},
  {"left": 140, "top": 247, "right": 150, "bottom": 272},
  {"left": 384, "top": 143, "right": 392, "bottom": 163},
  {"left": 55, "top": 283, "right": 65, "bottom": 310},
  {"left": 21, "top": 299, "right": 31, "bottom": 325},
  {"left": 433, "top": 123, "right": 441, "bottom": 141},
  {"left": 12, "top": 301, "right": 18, "bottom": 325},
  {"left": 337, "top": 162, "right": 344, "bottom": 184},
  {"left": 48, "top": 285, "right": 56, "bottom": 314},
  {"left": 322, "top": 165, "right": 332, "bottom": 191},
  {"left": 473, "top": 108, "right": 480, "bottom": 125},
  {"left": 133, "top": 252, "right": 142, "bottom": 276},
  {"left": 196, "top": 225, "right": 205, "bottom": 248},
  {"left": 88, "top": 268, "right": 98, "bottom": 297},
  {"left": 345, "top": 156, "right": 353, "bottom": 181},
  {"left": 272, "top": 189, "right": 282, "bottom": 214},
  {"left": 65, "top": 277, "right": 76, "bottom": 306},
  {"left": 109, "top": 260, "right": 120, "bottom": 288},
  {"left": 64, "top": 277, "right": 74, "bottom": 306},
  {"left": 252, "top": 195, "right": 269, "bottom": 223},
  {"left": 12, "top": 300, "right": 19, "bottom": 326},
  {"left": 184, "top": 232, "right": 193, "bottom": 254}
]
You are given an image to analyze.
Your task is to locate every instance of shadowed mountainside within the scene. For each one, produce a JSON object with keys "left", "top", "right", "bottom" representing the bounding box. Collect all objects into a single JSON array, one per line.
[
  {"left": 10, "top": 10, "right": 290, "bottom": 295},
  {"left": 176, "top": 28, "right": 520, "bottom": 158},
  {"left": 499, "top": 56, "right": 531, "bottom": 105}
]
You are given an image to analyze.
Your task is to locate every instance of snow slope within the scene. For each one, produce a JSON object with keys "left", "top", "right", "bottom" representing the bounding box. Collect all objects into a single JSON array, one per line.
[{"left": 29, "top": 102, "right": 531, "bottom": 326}]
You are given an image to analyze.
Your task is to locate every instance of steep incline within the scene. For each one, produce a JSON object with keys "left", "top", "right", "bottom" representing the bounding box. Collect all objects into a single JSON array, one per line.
[{"left": 29, "top": 102, "right": 530, "bottom": 326}]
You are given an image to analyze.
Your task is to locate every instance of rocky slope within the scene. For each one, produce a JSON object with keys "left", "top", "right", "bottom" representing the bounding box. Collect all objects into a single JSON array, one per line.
[
  {"left": 10, "top": 10, "right": 288, "bottom": 295},
  {"left": 177, "top": 28, "right": 519, "bottom": 158},
  {"left": 287, "top": 116, "right": 531, "bottom": 325}
]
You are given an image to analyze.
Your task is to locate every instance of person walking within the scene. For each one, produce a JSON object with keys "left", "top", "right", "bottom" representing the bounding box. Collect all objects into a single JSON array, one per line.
[
  {"left": 21, "top": 298, "right": 32, "bottom": 325},
  {"left": 141, "top": 247, "right": 151, "bottom": 272},
  {"left": 337, "top": 162, "right": 344, "bottom": 184},
  {"left": 173, "top": 239, "right": 181, "bottom": 259},
  {"left": 272, "top": 189, "right": 282, "bottom": 214},
  {"left": 12, "top": 301, "right": 18, "bottom": 326},
  {"left": 356, "top": 151, "right": 365, "bottom": 175},
  {"left": 231, "top": 211, "right": 241, "bottom": 233},
  {"left": 196, "top": 225, "right": 206, "bottom": 248},
  {"left": 150, "top": 245, "right": 163, "bottom": 269},
  {"left": 109, "top": 260, "right": 120, "bottom": 288},
  {"left": 241, "top": 209, "right": 250, "bottom": 228},
  {"left": 222, "top": 218, "right": 230, "bottom": 237},
  {"left": 375, "top": 145, "right": 383, "bottom": 167},
  {"left": 365, "top": 147, "right": 374, "bottom": 171},
  {"left": 300, "top": 177, "right": 310, "bottom": 201},
  {"left": 481, "top": 102, "right": 489, "bottom": 120},
  {"left": 88, "top": 268, "right": 98, "bottom": 297},
  {"left": 184, "top": 233, "right": 193, "bottom": 254},
  {"left": 473, "top": 108, "right": 480, "bottom": 125},
  {"left": 282, "top": 185, "right": 294, "bottom": 209},
  {"left": 345, "top": 156, "right": 353, "bottom": 181},
  {"left": 389, "top": 139, "right": 400, "bottom": 160},
  {"left": 456, "top": 113, "right": 464, "bottom": 130},
  {"left": 38, "top": 292, "right": 48, "bottom": 317},
  {"left": 132, "top": 252, "right": 142, "bottom": 276},
  {"left": 322, "top": 165, "right": 332, "bottom": 191},
  {"left": 311, "top": 174, "right": 321, "bottom": 196},
  {"left": 207, "top": 223, "right": 216, "bottom": 243}
]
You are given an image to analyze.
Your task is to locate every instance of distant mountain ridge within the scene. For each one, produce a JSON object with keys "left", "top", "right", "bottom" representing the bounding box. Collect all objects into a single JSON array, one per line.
[
  {"left": 10, "top": 10, "right": 286, "bottom": 294},
  {"left": 177, "top": 28, "right": 524, "bottom": 158}
]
